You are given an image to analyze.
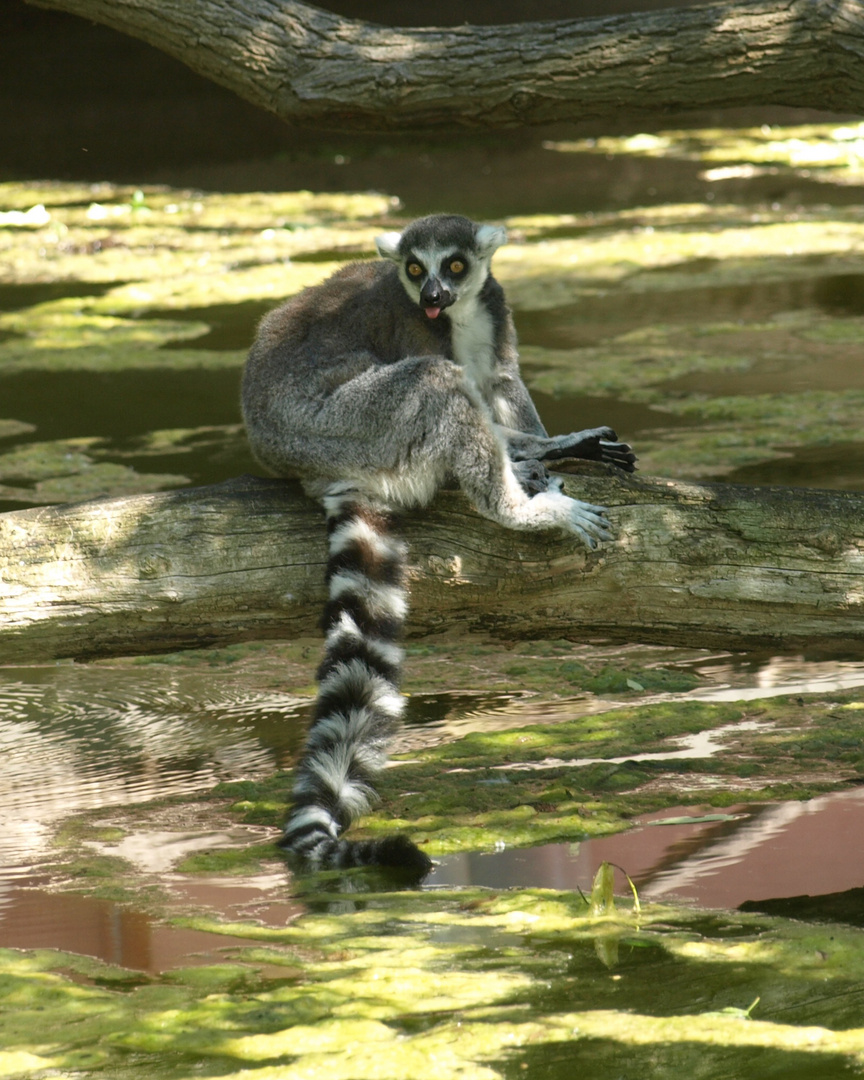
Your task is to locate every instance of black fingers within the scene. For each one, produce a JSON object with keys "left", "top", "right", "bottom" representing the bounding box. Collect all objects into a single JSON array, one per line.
[
  {"left": 538, "top": 426, "right": 637, "bottom": 473},
  {"left": 600, "top": 440, "right": 638, "bottom": 473},
  {"left": 538, "top": 427, "right": 615, "bottom": 461}
]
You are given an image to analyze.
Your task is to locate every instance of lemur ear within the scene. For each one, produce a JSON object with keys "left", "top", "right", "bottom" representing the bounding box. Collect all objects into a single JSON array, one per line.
[
  {"left": 475, "top": 224, "right": 507, "bottom": 258},
  {"left": 375, "top": 231, "right": 403, "bottom": 261}
]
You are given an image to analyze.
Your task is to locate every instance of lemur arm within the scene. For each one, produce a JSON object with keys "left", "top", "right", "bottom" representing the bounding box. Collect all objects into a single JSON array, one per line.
[
  {"left": 492, "top": 375, "right": 637, "bottom": 473},
  {"left": 502, "top": 425, "right": 637, "bottom": 473}
]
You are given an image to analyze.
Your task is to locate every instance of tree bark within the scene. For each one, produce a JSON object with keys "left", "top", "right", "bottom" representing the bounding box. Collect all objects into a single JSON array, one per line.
[
  {"left": 24, "top": 0, "right": 864, "bottom": 132},
  {"left": 3, "top": 469, "right": 864, "bottom": 665}
]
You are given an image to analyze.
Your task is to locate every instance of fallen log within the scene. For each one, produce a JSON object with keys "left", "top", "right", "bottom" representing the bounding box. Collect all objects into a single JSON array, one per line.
[{"left": 2, "top": 468, "right": 864, "bottom": 664}]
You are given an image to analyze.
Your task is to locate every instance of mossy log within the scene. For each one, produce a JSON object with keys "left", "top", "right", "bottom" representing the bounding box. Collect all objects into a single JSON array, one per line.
[
  {"left": 2, "top": 468, "right": 864, "bottom": 664},
  {"left": 25, "top": 0, "right": 864, "bottom": 132}
]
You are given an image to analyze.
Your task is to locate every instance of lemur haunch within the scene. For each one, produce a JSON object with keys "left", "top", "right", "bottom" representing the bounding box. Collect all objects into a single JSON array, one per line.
[{"left": 242, "top": 214, "right": 635, "bottom": 875}]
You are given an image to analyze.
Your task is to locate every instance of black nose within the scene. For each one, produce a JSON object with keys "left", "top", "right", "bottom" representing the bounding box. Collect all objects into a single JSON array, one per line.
[{"left": 421, "top": 278, "right": 450, "bottom": 307}]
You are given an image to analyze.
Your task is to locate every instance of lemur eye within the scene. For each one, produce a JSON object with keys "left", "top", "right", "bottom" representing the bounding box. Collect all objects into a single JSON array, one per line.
[
  {"left": 407, "top": 262, "right": 424, "bottom": 278},
  {"left": 449, "top": 259, "right": 465, "bottom": 274}
]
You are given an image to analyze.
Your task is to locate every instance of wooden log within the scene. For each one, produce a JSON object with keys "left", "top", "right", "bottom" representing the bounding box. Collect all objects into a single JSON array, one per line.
[
  {"left": 25, "top": 0, "right": 864, "bottom": 132},
  {"left": 2, "top": 468, "right": 864, "bottom": 664}
]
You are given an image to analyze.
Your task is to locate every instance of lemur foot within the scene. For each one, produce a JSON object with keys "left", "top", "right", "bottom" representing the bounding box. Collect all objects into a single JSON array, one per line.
[
  {"left": 513, "top": 458, "right": 554, "bottom": 496},
  {"left": 540, "top": 426, "right": 637, "bottom": 473},
  {"left": 526, "top": 490, "right": 613, "bottom": 549}
]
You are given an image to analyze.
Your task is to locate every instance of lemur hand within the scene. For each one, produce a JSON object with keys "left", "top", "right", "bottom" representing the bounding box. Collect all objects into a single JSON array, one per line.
[{"left": 540, "top": 426, "right": 637, "bottom": 473}]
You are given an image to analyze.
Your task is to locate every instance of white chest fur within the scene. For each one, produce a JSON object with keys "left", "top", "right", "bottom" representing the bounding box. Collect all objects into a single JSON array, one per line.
[{"left": 449, "top": 297, "right": 497, "bottom": 396}]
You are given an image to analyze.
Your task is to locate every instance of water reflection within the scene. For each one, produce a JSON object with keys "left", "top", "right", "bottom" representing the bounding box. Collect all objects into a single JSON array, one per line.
[
  {"left": 3, "top": 651, "right": 864, "bottom": 880},
  {"left": 3, "top": 654, "right": 864, "bottom": 967},
  {"left": 0, "top": 884, "right": 284, "bottom": 973},
  {"left": 0, "top": 666, "right": 307, "bottom": 872},
  {"left": 429, "top": 787, "right": 864, "bottom": 911}
]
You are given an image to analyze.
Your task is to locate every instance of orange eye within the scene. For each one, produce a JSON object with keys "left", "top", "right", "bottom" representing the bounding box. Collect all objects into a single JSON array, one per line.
[
  {"left": 407, "top": 263, "right": 423, "bottom": 278},
  {"left": 449, "top": 259, "right": 465, "bottom": 274}
]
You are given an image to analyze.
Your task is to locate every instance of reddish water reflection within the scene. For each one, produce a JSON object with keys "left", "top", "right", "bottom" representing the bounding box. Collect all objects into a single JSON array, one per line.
[
  {"left": 0, "top": 888, "right": 250, "bottom": 972},
  {"left": 0, "top": 874, "right": 303, "bottom": 973},
  {"left": 428, "top": 787, "right": 864, "bottom": 910},
  {"left": 4, "top": 788, "right": 864, "bottom": 971}
]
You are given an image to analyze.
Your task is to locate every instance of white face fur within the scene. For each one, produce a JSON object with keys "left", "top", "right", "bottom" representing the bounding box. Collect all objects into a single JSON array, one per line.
[{"left": 375, "top": 222, "right": 507, "bottom": 317}]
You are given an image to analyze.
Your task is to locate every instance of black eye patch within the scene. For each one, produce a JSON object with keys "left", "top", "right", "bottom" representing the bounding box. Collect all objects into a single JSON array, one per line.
[{"left": 443, "top": 256, "right": 467, "bottom": 277}]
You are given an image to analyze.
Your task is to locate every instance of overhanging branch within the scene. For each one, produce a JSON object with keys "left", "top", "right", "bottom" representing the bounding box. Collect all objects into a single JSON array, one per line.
[{"left": 25, "top": 0, "right": 864, "bottom": 131}]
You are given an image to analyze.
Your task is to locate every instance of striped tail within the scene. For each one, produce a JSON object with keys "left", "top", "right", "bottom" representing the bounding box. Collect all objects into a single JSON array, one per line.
[{"left": 279, "top": 485, "right": 432, "bottom": 877}]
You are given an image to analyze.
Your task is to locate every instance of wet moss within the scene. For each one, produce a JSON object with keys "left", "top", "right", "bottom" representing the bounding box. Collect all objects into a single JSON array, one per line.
[
  {"left": 503, "top": 658, "right": 700, "bottom": 694},
  {"left": 174, "top": 843, "right": 280, "bottom": 876},
  {"left": 6, "top": 892, "right": 864, "bottom": 1078},
  {"left": 0, "top": 437, "right": 189, "bottom": 504}
]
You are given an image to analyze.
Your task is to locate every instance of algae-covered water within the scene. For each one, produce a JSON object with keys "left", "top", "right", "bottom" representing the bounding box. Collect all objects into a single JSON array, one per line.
[{"left": 4, "top": 121, "right": 864, "bottom": 1076}]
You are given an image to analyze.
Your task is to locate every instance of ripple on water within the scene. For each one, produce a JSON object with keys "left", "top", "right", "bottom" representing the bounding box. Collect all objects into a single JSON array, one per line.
[{"left": 0, "top": 666, "right": 308, "bottom": 870}]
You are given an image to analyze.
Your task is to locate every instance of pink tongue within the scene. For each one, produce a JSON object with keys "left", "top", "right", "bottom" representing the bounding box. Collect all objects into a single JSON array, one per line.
[{"left": 425, "top": 306, "right": 441, "bottom": 319}]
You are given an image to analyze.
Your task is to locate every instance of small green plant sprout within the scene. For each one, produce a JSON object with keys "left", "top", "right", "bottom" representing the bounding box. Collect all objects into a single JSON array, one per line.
[
  {"left": 589, "top": 861, "right": 641, "bottom": 917},
  {"left": 702, "top": 997, "right": 761, "bottom": 1021},
  {"left": 589, "top": 861, "right": 642, "bottom": 969},
  {"left": 590, "top": 861, "right": 616, "bottom": 916}
]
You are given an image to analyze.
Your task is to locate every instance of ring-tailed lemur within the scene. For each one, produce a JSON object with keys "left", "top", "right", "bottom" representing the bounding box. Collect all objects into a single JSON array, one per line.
[{"left": 242, "top": 214, "right": 635, "bottom": 875}]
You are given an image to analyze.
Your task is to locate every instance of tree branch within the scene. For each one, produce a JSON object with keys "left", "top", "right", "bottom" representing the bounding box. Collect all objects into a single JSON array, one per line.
[
  {"left": 24, "top": 0, "right": 864, "bottom": 131},
  {"left": 3, "top": 469, "right": 864, "bottom": 664}
]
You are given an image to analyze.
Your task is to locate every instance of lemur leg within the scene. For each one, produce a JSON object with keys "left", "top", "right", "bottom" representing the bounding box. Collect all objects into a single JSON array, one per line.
[
  {"left": 502, "top": 426, "right": 637, "bottom": 473},
  {"left": 301, "top": 358, "right": 614, "bottom": 548}
]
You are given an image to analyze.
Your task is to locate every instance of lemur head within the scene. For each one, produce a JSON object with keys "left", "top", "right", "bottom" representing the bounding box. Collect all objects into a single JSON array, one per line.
[{"left": 375, "top": 214, "right": 507, "bottom": 320}]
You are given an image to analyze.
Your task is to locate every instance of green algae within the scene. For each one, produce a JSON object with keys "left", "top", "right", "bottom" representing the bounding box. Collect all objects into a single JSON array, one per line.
[
  {"left": 0, "top": 437, "right": 189, "bottom": 504},
  {"left": 173, "top": 842, "right": 281, "bottom": 876},
  {"left": 504, "top": 656, "right": 700, "bottom": 694},
  {"left": 43, "top": 688, "right": 854, "bottom": 871},
  {"left": 499, "top": 207, "right": 864, "bottom": 310},
  {"left": 520, "top": 307, "right": 864, "bottom": 479},
  {"left": 0, "top": 419, "right": 34, "bottom": 440},
  {"left": 5, "top": 890, "right": 864, "bottom": 1078},
  {"left": 543, "top": 121, "right": 864, "bottom": 182},
  {"left": 8, "top": 670, "right": 864, "bottom": 1078}
]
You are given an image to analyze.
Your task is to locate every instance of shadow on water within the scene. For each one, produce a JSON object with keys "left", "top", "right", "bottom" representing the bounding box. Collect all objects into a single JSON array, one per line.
[
  {"left": 725, "top": 444, "right": 864, "bottom": 491},
  {"left": 515, "top": 272, "right": 864, "bottom": 350},
  {"left": 156, "top": 299, "right": 277, "bottom": 351},
  {"left": 0, "top": 369, "right": 245, "bottom": 442},
  {"left": 0, "top": 280, "right": 124, "bottom": 312},
  {"left": 502, "top": 1037, "right": 857, "bottom": 1080}
]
